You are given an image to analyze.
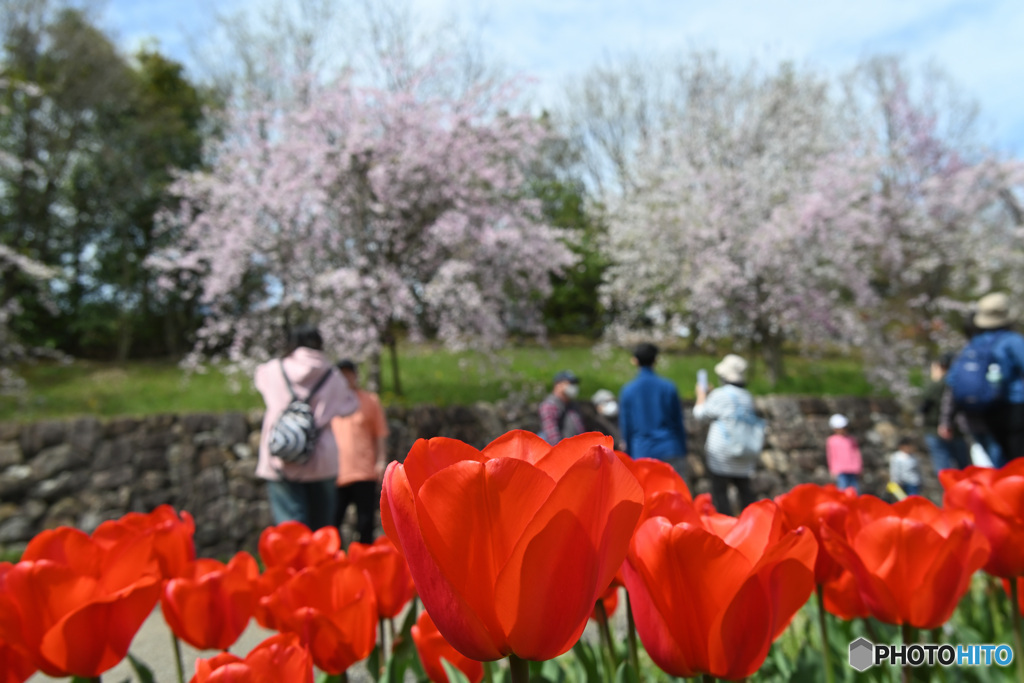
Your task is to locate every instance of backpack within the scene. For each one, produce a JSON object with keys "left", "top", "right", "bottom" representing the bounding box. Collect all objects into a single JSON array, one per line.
[
  {"left": 268, "top": 361, "right": 335, "bottom": 465},
  {"left": 948, "top": 333, "right": 1012, "bottom": 414},
  {"left": 720, "top": 411, "right": 766, "bottom": 459}
]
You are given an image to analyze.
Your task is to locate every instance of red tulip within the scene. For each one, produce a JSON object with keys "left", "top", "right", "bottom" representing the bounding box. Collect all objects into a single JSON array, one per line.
[
  {"left": 821, "top": 496, "right": 990, "bottom": 628},
  {"left": 162, "top": 552, "right": 260, "bottom": 651},
  {"left": 0, "top": 540, "right": 160, "bottom": 677},
  {"left": 91, "top": 505, "right": 196, "bottom": 580},
  {"left": 412, "top": 610, "right": 485, "bottom": 683},
  {"left": 624, "top": 499, "right": 817, "bottom": 679},
  {"left": 619, "top": 456, "right": 693, "bottom": 523},
  {"left": 190, "top": 633, "right": 313, "bottom": 683},
  {"left": 941, "top": 460, "right": 1024, "bottom": 578},
  {"left": 775, "top": 483, "right": 857, "bottom": 586},
  {"left": 381, "top": 431, "right": 644, "bottom": 661},
  {"left": 258, "top": 557, "right": 377, "bottom": 674},
  {"left": 258, "top": 521, "right": 341, "bottom": 572},
  {"left": 348, "top": 536, "right": 416, "bottom": 619},
  {"left": 0, "top": 564, "right": 36, "bottom": 683}
]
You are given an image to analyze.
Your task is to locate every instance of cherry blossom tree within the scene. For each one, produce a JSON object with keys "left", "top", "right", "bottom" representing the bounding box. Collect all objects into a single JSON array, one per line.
[
  {"left": 582, "top": 54, "right": 1024, "bottom": 391},
  {"left": 153, "top": 61, "right": 574, "bottom": 389},
  {"left": 594, "top": 55, "right": 843, "bottom": 383},
  {"left": 793, "top": 57, "right": 1024, "bottom": 394}
]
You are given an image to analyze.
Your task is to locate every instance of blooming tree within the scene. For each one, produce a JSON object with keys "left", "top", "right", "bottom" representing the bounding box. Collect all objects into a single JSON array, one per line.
[
  {"left": 595, "top": 56, "right": 844, "bottom": 383},
  {"left": 792, "top": 56, "right": 1024, "bottom": 393},
  {"left": 579, "top": 53, "right": 1024, "bottom": 391},
  {"left": 153, "top": 62, "right": 574, "bottom": 385}
]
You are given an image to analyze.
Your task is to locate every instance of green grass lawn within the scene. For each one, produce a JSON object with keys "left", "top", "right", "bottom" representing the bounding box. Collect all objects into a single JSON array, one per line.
[{"left": 0, "top": 344, "right": 876, "bottom": 422}]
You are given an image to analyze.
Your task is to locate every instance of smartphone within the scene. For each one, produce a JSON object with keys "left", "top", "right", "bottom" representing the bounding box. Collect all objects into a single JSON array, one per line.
[{"left": 697, "top": 369, "right": 708, "bottom": 392}]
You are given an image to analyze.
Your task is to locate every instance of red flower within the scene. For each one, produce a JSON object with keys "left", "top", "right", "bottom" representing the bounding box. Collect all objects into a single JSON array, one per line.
[
  {"left": 258, "top": 557, "right": 377, "bottom": 674},
  {"left": 162, "top": 552, "right": 260, "bottom": 651},
  {"left": 381, "top": 431, "right": 643, "bottom": 661},
  {"left": 0, "top": 530, "right": 161, "bottom": 677},
  {"left": 821, "top": 496, "right": 990, "bottom": 628},
  {"left": 941, "top": 460, "right": 1024, "bottom": 578},
  {"left": 590, "top": 579, "right": 620, "bottom": 622},
  {"left": 412, "top": 610, "right": 485, "bottom": 683},
  {"left": 619, "top": 456, "right": 693, "bottom": 523},
  {"left": 190, "top": 633, "right": 313, "bottom": 683},
  {"left": 348, "top": 536, "right": 416, "bottom": 619},
  {"left": 258, "top": 521, "right": 341, "bottom": 572},
  {"left": 624, "top": 499, "right": 817, "bottom": 679},
  {"left": 0, "top": 564, "right": 36, "bottom": 683},
  {"left": 91, "top": 505, "right": 196, "bottom": 580},
  {"left": 775, "top": 483, "right": 857, "bottom": 586}
]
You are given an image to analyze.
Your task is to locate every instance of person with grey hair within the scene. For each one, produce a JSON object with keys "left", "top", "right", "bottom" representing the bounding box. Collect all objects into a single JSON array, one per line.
[{"left": 693, "top": 354, "right": 763, "bottom": 514}]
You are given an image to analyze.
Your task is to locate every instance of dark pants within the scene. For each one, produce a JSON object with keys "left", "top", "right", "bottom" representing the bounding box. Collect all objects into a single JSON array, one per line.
[
  {"left": 709, "top": 473, "right": 756, "bottom": 516},
  {"left": 267, "top": 478, "right": 337, "bottom": 530},
  {"left": 988, "top": 403, "right": 1024, "bottom": 466},
  {"left": 924, "top": 433, "right": 970, "bottom": 472},
  {"left": 336, "top": 480, "right": 378, "bottom": 545}
]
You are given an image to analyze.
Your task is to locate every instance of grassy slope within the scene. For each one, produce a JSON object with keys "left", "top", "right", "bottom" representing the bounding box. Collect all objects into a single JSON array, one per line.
[{"left": 0, "top": 344, "right": 875, "bottom": 422}]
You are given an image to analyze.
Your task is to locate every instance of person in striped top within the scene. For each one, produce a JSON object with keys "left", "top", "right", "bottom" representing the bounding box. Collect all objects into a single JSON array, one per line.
[{"left": 693, "top": 354, "right": 759, "bottom": 515}]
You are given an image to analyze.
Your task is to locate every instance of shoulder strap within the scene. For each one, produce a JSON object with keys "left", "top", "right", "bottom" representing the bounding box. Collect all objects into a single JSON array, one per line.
[
  {"left": 279, "top": 360, "right": 298, "bottom": 401},
  {"left": 306, "top": 368, "right": 335, "bottom": 401}
]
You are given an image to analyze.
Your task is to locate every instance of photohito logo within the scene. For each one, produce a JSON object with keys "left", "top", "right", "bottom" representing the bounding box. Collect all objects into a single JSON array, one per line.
[{"left": 849, "top": 638, "right": 1013, "bottom": 671}]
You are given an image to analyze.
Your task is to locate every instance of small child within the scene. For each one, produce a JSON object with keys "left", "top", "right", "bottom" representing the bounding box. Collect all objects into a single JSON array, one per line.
[
  {"left": 827, "top": 414, "right": 863, "bottom": 493},
  {"left": 889, "top": 436, "right": 922, "bottom": 497}
]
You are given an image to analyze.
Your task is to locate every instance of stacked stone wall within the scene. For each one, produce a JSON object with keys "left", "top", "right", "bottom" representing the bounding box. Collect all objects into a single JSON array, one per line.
[{"left": 0, "top": 395, "right": 929, "bottom": 558}]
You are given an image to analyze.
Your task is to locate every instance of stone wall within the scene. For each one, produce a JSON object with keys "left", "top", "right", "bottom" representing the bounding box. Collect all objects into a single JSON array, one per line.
[{"left": 0, "top": 395, "right": 929, "bottom": 558}]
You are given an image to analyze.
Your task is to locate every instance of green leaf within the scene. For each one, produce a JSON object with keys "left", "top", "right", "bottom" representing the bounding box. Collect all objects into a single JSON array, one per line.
[
  {"left": 613, "top": 660, "right": 639, "bottom": 683},
  {"left": 441, "top": 658, "right": 473, "bottom": 683},
  {"left": 367, "top": 643, "right": 381, "bottom": 682},
  {"left": 127, "top": 652, "right": 157, "bottom": 683},
  {"left": 571, "top": 640, "right": 600, "bottom": 683}
]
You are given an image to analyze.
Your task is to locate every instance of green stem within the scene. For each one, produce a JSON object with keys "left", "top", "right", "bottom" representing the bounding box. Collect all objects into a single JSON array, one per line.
[
  {"left": 594, "top": 599, "right": 618, "bottom": 680},
  {"left": 816, "top": 587, "right": 836, "bottom": 683},
  {"left": 626, "top": 591, "right": 641, "bottom": 676},
  {"left": 901, "top": 623, "right": 916, "bottom": 683},
  {"left": 483, "top": 660, "right": 495, "bottom": 683},
  {"left": 1011, "top": 578, "right": 1024, "bottom": 683},
  {"left": 702, "top": 675, "right": 716, "bottom": 683},
  {"left": 509, "top": 654, "right": 530, "bottom": 683},
  {"left": 379, "top": 617, "right": 388, "bottom": 663},
  {"left": 172, "top": 634, "right": 185, "bottom": 683}
]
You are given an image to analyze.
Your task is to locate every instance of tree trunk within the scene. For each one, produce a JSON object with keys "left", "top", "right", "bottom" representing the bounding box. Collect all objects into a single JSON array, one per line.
[
  {"left": 386, "top": 332, "right": 403, "bottom": 396},
  {"left": 367, "top": 350, "right": 383, "bottom": 394}
]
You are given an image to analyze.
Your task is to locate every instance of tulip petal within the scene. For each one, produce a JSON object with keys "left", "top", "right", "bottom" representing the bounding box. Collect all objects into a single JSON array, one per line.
[
  {"left": 384, "top": 461, "right": 507, "bottom": 661},
  {"left": 403, "top": 438, "right": 485, "bottom": 495},
  {"left": 38, "top": 577, "right": 160, "bottom": 677},
  {"left": 624, "top": 519, "right": 752, "bottom": 677},
  {"left": 496, "top": 445, "right": 642, "bottom": 660}
]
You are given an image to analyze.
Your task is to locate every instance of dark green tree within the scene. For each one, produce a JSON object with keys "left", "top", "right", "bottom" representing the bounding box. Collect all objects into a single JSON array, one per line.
[{"left": 0, "top": 0, "right": 211, "bottom": 359}]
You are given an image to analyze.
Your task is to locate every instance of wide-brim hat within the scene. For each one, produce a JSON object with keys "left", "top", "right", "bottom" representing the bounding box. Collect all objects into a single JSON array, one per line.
[
  {"left": 974, "top": 292, "right": 1015, "bottom": 329},
  {"left": 714, "top": 354, "right": 748, "bottom": 384}
]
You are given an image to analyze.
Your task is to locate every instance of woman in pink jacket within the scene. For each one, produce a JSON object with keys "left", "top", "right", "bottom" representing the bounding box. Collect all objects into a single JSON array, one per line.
[{"left": 255, "top": 325, "right": 359, "bottom": 529}]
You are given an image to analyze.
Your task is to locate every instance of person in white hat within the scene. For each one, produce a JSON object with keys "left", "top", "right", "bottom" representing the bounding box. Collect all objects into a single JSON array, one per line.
[
  {"left": 943, "top": 292, "right": 1024, "bottom": 466},
  {"left": 693, "top": 354, "right": 763, "bottom": 514},
  {"left": 826, "top": 413, "right": 862, "bottom": 492}
]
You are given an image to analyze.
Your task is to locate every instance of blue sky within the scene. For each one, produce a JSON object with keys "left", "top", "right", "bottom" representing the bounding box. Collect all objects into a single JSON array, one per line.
[{"left": 101, "top": 0, "right": 1024, "bottom": 154}]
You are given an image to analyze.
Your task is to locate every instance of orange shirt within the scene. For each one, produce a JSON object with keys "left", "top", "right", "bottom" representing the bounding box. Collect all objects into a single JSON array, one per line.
[{"left": 331, "top": 389, "right": 389, "bottom": 486}]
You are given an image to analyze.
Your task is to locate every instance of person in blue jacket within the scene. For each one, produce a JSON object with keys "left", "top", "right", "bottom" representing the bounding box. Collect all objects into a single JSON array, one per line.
[
  {"left": 618, "top": 343, "right": 688, "bottom": 477},
  {"left": 944, "top": 292, "right": 1024, "bottom": 465}
]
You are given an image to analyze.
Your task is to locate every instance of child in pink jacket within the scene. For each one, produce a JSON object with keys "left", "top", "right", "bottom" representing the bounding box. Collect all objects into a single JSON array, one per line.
[{"left": 827, "top": 413, "right": 862, "bottom": 493}]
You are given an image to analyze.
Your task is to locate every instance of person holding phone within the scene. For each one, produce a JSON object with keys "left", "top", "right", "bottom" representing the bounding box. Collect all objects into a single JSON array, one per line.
[
  {"left": 618, "top": 343, "right": 688, "bottom": 478},
  {"left": 693, "top": 354, "right": 761, "bottom": 515}
]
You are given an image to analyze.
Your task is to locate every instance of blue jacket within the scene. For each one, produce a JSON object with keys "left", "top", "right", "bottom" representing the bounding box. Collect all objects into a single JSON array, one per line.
[
  {"left": 980, "top": 330, "right": 1024, "bottom": 403},
  {"left": 618, "top": 367, "right": 687, "bottom": 460}
]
